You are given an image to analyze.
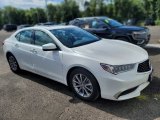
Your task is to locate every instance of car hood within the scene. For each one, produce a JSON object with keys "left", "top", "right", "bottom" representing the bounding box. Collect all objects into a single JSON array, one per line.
[
  {"left": 72, "top": 39, "right": 148, "bottom": 65},
  {"left": 115, "top": 25, "right": 145, "bottom": 31}
]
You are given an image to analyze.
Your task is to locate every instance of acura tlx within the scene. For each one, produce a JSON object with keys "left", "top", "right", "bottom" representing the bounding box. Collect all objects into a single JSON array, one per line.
[{"left": 3, "top": 26, "right": 152, "bottom": 101}]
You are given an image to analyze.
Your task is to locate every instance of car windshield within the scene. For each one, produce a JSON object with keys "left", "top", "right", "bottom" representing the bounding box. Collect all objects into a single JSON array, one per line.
[
  {"left": 103, "top": 18, "right": 123, "bottom": 28},
  {"left": 50, "top": 27, "right": 100, "bottom": 48}
]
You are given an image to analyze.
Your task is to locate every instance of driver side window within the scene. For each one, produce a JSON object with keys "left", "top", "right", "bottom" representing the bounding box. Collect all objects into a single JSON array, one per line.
[
  {"left": 34, "top": 30, "right": 53, "bottom": 46},
  {"left": 90, "top": 20, "right": 109, "bottom": 29}
]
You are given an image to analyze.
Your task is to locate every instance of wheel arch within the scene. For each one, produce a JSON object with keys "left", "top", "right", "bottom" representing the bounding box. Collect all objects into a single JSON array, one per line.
[
  {"left": 66, "top": 66, "right": 101, "bottom": 95},
  {"left": 114, "top": 35, "right": 131, "bottom": 41},
  {"left": 6, "top": 51, "right": 14, "bottom": 59}
]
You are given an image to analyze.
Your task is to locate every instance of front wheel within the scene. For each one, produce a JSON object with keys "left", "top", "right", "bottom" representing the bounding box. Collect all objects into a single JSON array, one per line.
[{"left": 69, "top": 68, "right": 100, "bottom": 101}]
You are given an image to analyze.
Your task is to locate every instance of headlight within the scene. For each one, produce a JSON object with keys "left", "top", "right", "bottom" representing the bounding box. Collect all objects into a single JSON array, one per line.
[
  {"left": 100, "top": 63, "right": 136, "bottom": 75},
  {"left": 145, "top": 28, "right": 150, "bottom": 34},
  {"left": 132, "top": 31, "right": 147, "bottom": 39},
  {"left": 132, "top": 31, "right": 147, "bottom": 35}
]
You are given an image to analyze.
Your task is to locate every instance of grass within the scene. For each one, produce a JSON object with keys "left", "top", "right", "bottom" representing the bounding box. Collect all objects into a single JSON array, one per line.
[{"left": 137, "top": 94, "right": 149, "bottom": 101}]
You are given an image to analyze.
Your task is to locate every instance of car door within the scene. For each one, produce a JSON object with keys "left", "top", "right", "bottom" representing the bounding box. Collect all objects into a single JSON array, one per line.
[
  {"left": 85, "top": 19, "right": 112, "bottom": 39},
  {"left": 31, "top": 30, "right": 63, "bottom": 82},
  {"left": 13, "top": 30, "right": 35, "bottom": 72}
]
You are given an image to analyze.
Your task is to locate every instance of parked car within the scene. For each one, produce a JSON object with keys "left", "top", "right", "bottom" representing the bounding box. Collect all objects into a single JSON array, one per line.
[
  {"left": 144, "top": 18, "right": 155, "bottom": 26},
  {"left": 17, "top": 24, "right": 31, "bottom": 30},
  {"left": 35, "top": 22, "right": 57, "bottom": 26},
  {"left": 125, "top": 18, "right": 138, "bottom": 26},
  {"left": 43, "top": 22, "right": 57, "bottom": 26},
  {"left": 3, "top": 24, "right": 17, "bottom": 31},
  {"left": 59, "top": 22, "right": 67, "bottom": 25},
  {"left": 69, "top": 17, "right": 150, "bottom": 46},
  {"left": 2, "top": 26, "right": 152, "bottom": 101}
]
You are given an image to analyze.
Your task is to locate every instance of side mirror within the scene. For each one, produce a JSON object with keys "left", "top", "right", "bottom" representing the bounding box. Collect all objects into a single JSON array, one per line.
[{"left": 42, "top": 43, "right": 57, "bottom": 51}]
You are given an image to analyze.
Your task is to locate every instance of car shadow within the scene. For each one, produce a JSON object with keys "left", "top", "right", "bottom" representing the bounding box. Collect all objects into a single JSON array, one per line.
[
  {"left": 145, "top": 47, "right": 160, "bottom": 56},
  {"left": 18, "top": 70, "right": 160, "bottom": 120}
]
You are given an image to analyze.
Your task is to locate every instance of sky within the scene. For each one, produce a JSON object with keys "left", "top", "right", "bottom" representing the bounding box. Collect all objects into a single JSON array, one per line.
[{"left": 0, "top": 0, "right": 64, "bottom": 9}]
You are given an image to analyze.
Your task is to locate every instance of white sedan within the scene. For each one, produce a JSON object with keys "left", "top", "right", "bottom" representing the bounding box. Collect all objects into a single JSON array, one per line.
[{"left": 3, "top": 26, "right": 152, "bottom": 101}]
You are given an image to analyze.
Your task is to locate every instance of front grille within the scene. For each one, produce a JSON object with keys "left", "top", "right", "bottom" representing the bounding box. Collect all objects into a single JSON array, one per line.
[
  {"left": 132, "top": 31, "right": 148, "bottom": 40},
  {"left": 136, "top": 33, "right": 147, "bottom": 39},
  {"left": 137, "top": 59, "right": 151, "bottom": 72}
]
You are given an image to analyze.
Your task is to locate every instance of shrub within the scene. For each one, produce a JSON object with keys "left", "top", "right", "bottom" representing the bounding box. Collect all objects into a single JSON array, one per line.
[{"left": 155, "top": 19, "right": 160, "bottom": 25}]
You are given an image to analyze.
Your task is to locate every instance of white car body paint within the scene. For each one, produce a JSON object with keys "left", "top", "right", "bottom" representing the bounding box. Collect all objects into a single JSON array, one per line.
[{"left": 3, "top": 26, "right": 152, "bottom": 101}]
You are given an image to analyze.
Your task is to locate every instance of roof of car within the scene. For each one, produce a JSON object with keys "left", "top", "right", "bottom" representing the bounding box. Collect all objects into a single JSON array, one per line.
[
  {"left": 20, "top": 25, "right": 76, "bottom": 31},
  {"left": 75, "top": 16, "right": 108, "bottom": 20}
]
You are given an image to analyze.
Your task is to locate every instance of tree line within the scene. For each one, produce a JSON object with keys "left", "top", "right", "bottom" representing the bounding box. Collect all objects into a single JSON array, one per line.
[{"left": 0, "top": 0, "right": 160, "bottom": 26}]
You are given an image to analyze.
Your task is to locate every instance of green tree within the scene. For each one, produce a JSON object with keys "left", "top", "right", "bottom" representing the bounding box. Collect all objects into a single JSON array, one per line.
[
  {"left": 47, "top": 4, "right": 57, "bottom": 22},
  {"left": 105, "top": 3, "right": 115, "bottom": 19},
  {"left": 0, "top": 9, "right": 3, "bottom": 26},
  {"left": 36, "top": 8, "right": 47, "bottom": 23},
  {"left": 114, "top": 0, "right": 145, "bottom": 21},
  {"left": 25, "top": 8, "right": 47, "bottom": 24},
  {"left": 3, "top": 6, "right": 18, "bottom": 24},
  {"left": 60, "top": 0, "right": 80, "bottom": 22},
  {"left": 25, "top": 9, "right": 33, "bottom": 24},
  {"left": 16, "top": 9, "right": 26, "bottom": 24},
  {"left": 157, "top": 1, "right": 160, "bottom": 19},
  {"left": 143, "top": 0, "right": 160, "bottom": 20},
  {"left": 85, "top": 0, "right": 97, "bottom": 16}
]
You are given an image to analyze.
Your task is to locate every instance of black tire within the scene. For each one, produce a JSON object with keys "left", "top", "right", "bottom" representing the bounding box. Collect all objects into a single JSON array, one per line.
[
  {"left": 7, "top": 54, "right": 21, "bottom": 73},
  {"left": 69, "top": 68, "right": 100, "bottom": 101}
]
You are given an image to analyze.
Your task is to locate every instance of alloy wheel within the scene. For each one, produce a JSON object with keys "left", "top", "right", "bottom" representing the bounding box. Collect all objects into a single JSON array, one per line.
[{"left": 72, "top": 73, "right": 93, "bottom": 98}]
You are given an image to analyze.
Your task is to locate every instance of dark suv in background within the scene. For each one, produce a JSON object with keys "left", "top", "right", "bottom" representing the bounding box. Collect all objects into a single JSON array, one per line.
[
  {"left": 69, "top": 17, "right": 150, "bottom": 46},
  {"left": 144, "top": 18, "right": 155, "bottom": 26},
  {"left": 3, "top": 24, "right": 17, "bottom": 32}
]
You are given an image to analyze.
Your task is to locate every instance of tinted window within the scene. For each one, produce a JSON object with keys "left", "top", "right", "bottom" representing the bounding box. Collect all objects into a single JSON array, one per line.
[
  {"left": 70, "top": 19, "right": 85, "bottom": 28},
  {"left": 103, "top": 19, "right": 123, "bottom": 28},
  {"left": 15, "top": 33, "right": 20, "bottom": 41},
  {"left": 34, "top": 30, "right": 53, "bottom": 46},
  {"left": 90, "top": 19, "right": 109, "bottom": 28},
  {"left": 71, "top": 19, "right": 91, "bottom": 29},
  {"left": 50, "top": 27, "right": 100, "bottom": 48},
  {"left": 19, "top": 30, "right": 33, "bottom": 44}
]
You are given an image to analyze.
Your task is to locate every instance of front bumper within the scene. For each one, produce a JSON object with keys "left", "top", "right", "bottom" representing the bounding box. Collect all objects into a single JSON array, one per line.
[
  {"left": 96, "top": 66, "right": 152, "bottom": 101},
  {"left": 115, "top": 81, "right": 149, "bottom": 100},
  {"left": 131, "top": 34, "right": 150, "bottom": 46}
]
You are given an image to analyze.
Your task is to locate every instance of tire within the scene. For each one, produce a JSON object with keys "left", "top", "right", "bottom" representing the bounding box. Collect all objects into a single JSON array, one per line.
[
  {"left": 69, "top": 68, "right": 100, "bottom": 101},
  {"left": 7, "top": 54, "right": 21, "bottom": 73}
]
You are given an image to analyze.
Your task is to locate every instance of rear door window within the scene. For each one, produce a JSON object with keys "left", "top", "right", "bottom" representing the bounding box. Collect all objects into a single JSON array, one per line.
[
  {"left": 34, "top": 30, "right": 54, "bottom": 46},
  {"left": 19, "top": 30, "right": 33, "bottom": 44},
  {"left": 90, "top": 19, "right": 109, "bottom": 29},
  {"left": 15, "top": 33, "right": 20, "bottom": 41}
]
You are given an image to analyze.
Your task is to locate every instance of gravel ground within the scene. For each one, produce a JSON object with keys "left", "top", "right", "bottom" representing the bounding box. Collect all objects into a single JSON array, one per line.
[
  {"left": 148, "top": 26, "right": 160, "bottom": 44},
  {"left": 0, "top": 27, "right": 160, "bottom": 120}
]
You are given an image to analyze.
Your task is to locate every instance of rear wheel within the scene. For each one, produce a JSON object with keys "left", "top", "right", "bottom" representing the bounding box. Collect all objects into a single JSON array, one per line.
[
  {"left": 7, "top": 54, "right": 21, "bottom": 73},
  {"left": 69, "top": 68, "right": 100, "bottom": 101}
]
